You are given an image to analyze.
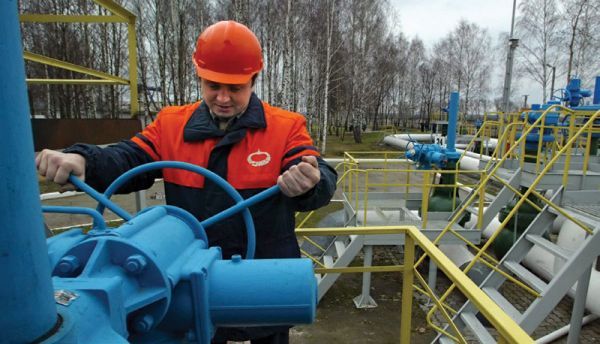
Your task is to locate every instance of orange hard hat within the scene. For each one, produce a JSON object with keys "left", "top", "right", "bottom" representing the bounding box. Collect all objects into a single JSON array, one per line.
[{"left": 192, "top": 21, "right": 263, "bottom": 84}]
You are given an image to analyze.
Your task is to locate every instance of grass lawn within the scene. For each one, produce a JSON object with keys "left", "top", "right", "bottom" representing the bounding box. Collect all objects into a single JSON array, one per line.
[
  {"left": 39, "top": 174, "right": 62, "bottom": 194},
  {"left": 317, "top": 130, "right": 394, "bottom": 157}
]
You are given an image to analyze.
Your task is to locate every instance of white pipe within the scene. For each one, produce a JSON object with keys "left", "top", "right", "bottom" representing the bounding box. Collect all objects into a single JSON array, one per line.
[
  {"left": 482, "top": 217, "right": 502, "bottom": 238},
  {"left": 466, "top": 203, "right": 590, "bottom": 312},
  {"left": 523, "top": 246, "right": 556, "bottom": 281},
  {"left": 387, "top": 133, "right": 436, "bottom": 142},
  {"left": 458, "top": 155, "right": 481, "bottom": 171},
  {"left": 439, "top": 244, "right": 473, "bottom": 268},
  {"left": 382, "top": 134, "right": 431, "bottom": 151},
  {"left": 384, "top": 134, "right": 498, "bottom": 150},
  {"left": 467, "top": 205, "right": 599, "bottom": 318},
  {"left": 551, "top": 215, "right": 566, "bottom": 235},
  {"left": 40, "top": 190, "right": 82, "bottom": 200},
  {"left": 535, "top": 314, "right": 599, "bottom": 344},
  {"left": 382, "top": 134, "right": 500, "bottom": 172},
  {"left": 554, "top": 220, "right": 600, "bottom": 315},
  {"left": 483, "top": 138, "right": 499, "bottom": 149},
  {"left": 520, "top": 219, "right": 600, "bottom": 317},
  {"left": 324, "top": 158, "right": 409, "bottom": 165},
  {"left": 456, "top": 149, "right": 493, "bottom": 161}
]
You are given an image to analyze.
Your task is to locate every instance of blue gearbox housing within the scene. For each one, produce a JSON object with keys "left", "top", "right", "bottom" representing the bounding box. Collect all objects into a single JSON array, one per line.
[
  {"left": 40, "top": 162, "right": 317, "bottom": 344},
  {"left": 563, "top": 78, "right": 592, "bottom": 107},
  {"left": 406, "top": 143, "right": 461, "bottom": 169},
  {"left": 517, "top": 103, "right": 560, "bottom": 151}
]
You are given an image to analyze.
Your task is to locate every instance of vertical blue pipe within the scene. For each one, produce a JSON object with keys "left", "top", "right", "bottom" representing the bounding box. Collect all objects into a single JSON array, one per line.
[
  {"left": 0, "top": 1, "right": 57, "bottom": 342},
  {"left": 593, "top": 76, "right": 600, "bottom": 105},
  {"left": 447, "top": 92, "right": 459, "bottom": 152}
]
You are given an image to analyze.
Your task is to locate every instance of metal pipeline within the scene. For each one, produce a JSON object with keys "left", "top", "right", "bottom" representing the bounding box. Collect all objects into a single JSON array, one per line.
[
  {"left": 447, "top": 92, "right": 459, "bottom": 152},
  {"left": 0, "top": 2, "right": 58, "bottom": 342},
  {"left": 535, "top": 314, "right": 599, "bottom": 344},
  {"left": 594, "top": 76, "right": 600, "bottom": 105},
  {"left": 382, "top": 135, "right": 497, "bottom": 171}
]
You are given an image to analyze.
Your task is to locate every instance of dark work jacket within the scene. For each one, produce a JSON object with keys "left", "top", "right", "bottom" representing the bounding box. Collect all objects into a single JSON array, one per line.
[{"left": 65, "top": 93, "right": 337, "bottom": 341}]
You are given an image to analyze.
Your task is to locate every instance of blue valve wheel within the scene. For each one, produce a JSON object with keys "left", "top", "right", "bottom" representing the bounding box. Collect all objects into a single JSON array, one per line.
[{"left": 72, "top": 161, "right": 258, "bottom": 259}]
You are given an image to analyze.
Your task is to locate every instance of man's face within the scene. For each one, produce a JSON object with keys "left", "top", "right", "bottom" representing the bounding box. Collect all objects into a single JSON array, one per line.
[{"left": 201, "top": 78, "right": 253, "bottom": 118}]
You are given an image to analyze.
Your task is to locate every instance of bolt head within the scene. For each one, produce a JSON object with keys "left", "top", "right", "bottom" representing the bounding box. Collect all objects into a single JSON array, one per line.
[
  {"left": 57, "top": 255, "right": 80, "bottom": 274},
  {"left": 133, "top": 314, "right": 154, "bottom": 333},
  {"left": 231, "top": 254, "right": 242, "bottom": 263},
  {"left": 124, "top": 254, "right": 147, "bottom": 274}
]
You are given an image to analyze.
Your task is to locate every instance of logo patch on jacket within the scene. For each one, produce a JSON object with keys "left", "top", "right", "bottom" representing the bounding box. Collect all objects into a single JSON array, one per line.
[{"left": 247, "top": 149, "right": 271, "bottom": 167}]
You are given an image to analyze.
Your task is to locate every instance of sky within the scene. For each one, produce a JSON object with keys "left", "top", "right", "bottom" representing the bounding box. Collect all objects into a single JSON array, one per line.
[
  {"left": 391, "top": 0, "right": 514, "bottom": 47},
  {"left": 389, "top": 0, "right": 545, "bottom": 106}
]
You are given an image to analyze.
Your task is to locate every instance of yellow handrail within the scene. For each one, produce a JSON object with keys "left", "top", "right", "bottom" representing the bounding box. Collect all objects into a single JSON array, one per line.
[
  {"left": 297, "top": 226, "right": 534, "bottom": 343},
  {"left": 20, "top": 0, "right": 139, "bottom": 116},
  {"left": 421, "top": 106, "right": 565, "bottom": 314},
  {"left": 426, "top": 107, "right": 600, "bottom": 322}
]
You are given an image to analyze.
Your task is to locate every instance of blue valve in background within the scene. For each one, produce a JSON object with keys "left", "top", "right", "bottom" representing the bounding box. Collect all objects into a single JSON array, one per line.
[{"left": 406, "top": 92, "right": 461, "bottom": 169}]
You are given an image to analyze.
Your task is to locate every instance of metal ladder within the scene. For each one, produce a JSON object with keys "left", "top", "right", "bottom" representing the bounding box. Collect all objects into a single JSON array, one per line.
[
  {"left": 448, "top": 168, "right": 522, "bottom": 231},
  {"left": 434, "top": 186, "right": 600, "bottom": 343},
  {"left": 316, "top": 234, "right": 365, "bottom": 301}
]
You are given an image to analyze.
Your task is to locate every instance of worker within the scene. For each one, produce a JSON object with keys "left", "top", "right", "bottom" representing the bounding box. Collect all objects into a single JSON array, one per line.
[{"left": 36, "top": 20, "right": 337, "bottom": 344}]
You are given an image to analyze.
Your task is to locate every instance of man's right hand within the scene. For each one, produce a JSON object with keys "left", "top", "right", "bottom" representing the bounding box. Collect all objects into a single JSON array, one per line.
[{"left": 36, "top": 149, "right": 86, "bottom": 192}]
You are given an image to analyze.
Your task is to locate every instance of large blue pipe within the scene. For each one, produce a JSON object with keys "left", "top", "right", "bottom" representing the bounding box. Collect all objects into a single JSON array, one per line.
[
  {"left": 0, "top": 1, "right": 57, "bottom": 342},
  {"left": 447, "top": 92, "right": 459, "bottom": 152},
  {"left": 594, "top": 76, "right": 600, "bottom": 105}
]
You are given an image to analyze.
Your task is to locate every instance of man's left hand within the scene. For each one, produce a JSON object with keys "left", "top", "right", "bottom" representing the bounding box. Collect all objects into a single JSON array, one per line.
[{"left": 278, "top": 155, "right": 321, "bottom": 197}]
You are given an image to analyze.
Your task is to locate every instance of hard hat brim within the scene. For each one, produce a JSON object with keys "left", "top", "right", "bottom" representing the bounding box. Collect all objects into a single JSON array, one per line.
[{"left": 196, "top": 66, "right": 255, "bottom": 85}]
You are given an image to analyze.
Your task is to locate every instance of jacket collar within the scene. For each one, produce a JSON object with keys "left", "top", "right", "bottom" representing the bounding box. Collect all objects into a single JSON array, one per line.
[{"left": 183, "top": 92, "right": 266, "bottom": 142}]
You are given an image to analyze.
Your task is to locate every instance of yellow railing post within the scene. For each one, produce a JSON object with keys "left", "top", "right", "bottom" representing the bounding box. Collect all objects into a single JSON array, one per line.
[
  {"left": 421, "top": 171, "right": 430, "bottom": 229},
  {"left": 583, "top": 116, "right": 592, "bottom": 176},
  {"left": 400, "top": 234, "right": 415, "bottom": 344},
  {"left": 363, "top": 172, "right": 369, "bottom": 226},
  {"left": 563, "top": 114, "right": 576, "bottom": 188},
  {"left": 354, "top": 168, "right": 359, "bottom": 214},
  {"left": 383, "top": 152, "right": 389, "bottom": 185},
  {"left": 536, "top": 114, "right": 546, "bottom": 174},
  {"left": 21, "top": 0, "right": 139, "bottom": 117},
  {"left": 478, "top": 171, "right": 486, "bottom": 230},
  {"left": 127, "top": 19, "right": 138, "bottom": 116},
  {"left": 405, "top": 162, "right": 411, "bottom": 196}
]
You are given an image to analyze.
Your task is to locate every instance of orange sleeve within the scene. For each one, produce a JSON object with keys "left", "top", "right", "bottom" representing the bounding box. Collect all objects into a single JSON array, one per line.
[
  {"left": 281, "top": 116, "right": 320, "bottom": 168},
  {"left": 131, "top": 113, "right": 162, "bottom": 161}
]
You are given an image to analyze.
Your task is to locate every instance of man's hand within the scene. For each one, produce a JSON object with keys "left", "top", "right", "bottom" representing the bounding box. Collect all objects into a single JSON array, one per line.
[
  {"left": 277, "top": 155, "right": 321, "bottom": 197},
  {"left": 36, "top": 149, "right": 86, "bottom": 192}
]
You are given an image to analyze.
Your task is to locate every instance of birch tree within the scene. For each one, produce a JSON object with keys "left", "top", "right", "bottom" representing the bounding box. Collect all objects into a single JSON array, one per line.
[{"left": 516, "top": 0, "right": 561, "bottom": 101}]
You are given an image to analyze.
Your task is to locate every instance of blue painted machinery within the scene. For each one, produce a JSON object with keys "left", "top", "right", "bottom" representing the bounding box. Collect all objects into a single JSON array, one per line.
[
  {"left": 517, "top": 76, "right": 600, "bottom": 155},
  {"left": 406, "top": 92, "right": 461, "bottom": 169},
  {"left": 517, "top": 103, "right": 560, "bottom": 151},
  {"left": 562, "top": 78, "right": 593, "bottom": 107},
  {"left": 407, "top": 92, "right": 471, "bottom": 225},
  {"left": 561, "top": 77, "right": 600, "bottom": 144},
  {"left": 0, "top": 2, "right": 315, "bottom": 343}
]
